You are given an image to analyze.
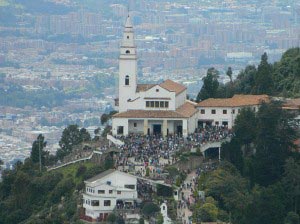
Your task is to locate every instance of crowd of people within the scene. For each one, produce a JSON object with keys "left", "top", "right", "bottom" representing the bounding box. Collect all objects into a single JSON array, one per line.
[{"left": 113, "top": 126, "right": 232, "bottom": 176}]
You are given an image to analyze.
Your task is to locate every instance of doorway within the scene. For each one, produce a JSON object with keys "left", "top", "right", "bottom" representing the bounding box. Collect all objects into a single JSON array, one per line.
[
  {"left": 177, "top": 125, "right": 183, "bottom": 135},
  {"left": 153, "top": 124, "right": 162, "bottom": 135}
]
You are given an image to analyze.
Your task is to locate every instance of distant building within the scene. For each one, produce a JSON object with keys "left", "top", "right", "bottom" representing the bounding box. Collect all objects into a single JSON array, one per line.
[
  {"left": 112, "top": 15, "right": 198, "bottom": 137},
  {"left": 197, "top": 94, "right": 269, "bottom": 128},
  {"left": 82, "top": 169, "right": 138, "bottom": 222}
]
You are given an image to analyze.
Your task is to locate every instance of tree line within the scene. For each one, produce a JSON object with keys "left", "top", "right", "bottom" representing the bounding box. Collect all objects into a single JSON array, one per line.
[{"left": 197, "top": 48, "right": 300, "bottom": 101}]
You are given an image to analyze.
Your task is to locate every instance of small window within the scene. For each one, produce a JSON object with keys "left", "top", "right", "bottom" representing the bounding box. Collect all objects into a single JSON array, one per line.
[
  {"left": 215, "top": 121, "right": 219, "bottom": 126},
  {"left": 125, "top": 75, "right": 129, "bottom": 86},
  {"left": 156, "top": 89, "right": 159, "bottom": 92},
  {"left": 134, "top": 123, "right": 137, "bottom": 127},
  {"left": 117, "top": 126, "right": 124, "bottom": 135},
  {"left": 160, "top": 101, "right": 164, "bottom": 108},
  {"left": 127, "top": 35, "right": 129, "bottom": 39},
  {"left": 150, "top": 101, "right": 154, "bottom": 107},
  {"left": 163, "top": 206, "right": 165, "bottom": 210},
  {"left": 232, "top": 109, "right": 235, "bottom": 114},
  {"left": 98, "top": 190, "right": 105, "bottom": 194},
  {"left": 109, "top": 190, "right": 113, "bottom": 194},
  {"left": 165, "top": 101, "right": 169, "bottom": 108},
  {"left": 126, "top": 50, "right": 130, "bottom": 54},
  {"left": 104, "top": 200, "right": 111, "bottom": 206},
  {"left": 124, "top": 184, "right": 135, "bottom": 189},
  {"left": 155, "top": 101, "right": 159, "bottom": 107},
  {"left": 107, "top": 181, "right": 111, "bottom": 185},
  {"left": 223, "top": 110, "right": 227, "bottom": 114},
  {"left": 146, "top": 101, "right": 150, "bottom": 107},
  {"left": 238, "top": 109, "right": 241, "bottom": 113},
  {"left": 91, "top": 200, "right": 99, "bottom": 206},
  {"left": 117, "top": 191, "right": 121, "bottom": 195},
  {"left": 201, "top": 109, "right": 205, "bottom": 114},
  {"left": 211, "top": 109, "right": 216, "bottom": 114},
  {"left": 253, "top": 107, "right": 256, "bottom": 112}
]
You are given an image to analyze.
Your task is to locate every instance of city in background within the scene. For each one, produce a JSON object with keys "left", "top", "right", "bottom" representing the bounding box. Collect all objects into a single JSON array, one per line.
[{"left": 0, "top": 0, "right": 300, "bottom": 167}]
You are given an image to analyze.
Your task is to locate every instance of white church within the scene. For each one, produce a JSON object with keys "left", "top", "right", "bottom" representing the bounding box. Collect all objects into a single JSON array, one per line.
[{"left": 112, "top": 15, "right": 198, "bottom": 137}]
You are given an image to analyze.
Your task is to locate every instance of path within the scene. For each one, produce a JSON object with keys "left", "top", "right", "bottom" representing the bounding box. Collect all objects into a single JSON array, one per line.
[{"left": 177, "top": 170, "right": 197, "bottom": 224}]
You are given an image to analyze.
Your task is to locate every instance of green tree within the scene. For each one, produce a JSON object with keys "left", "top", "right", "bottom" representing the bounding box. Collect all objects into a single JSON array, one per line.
[
  {"left": 59, "top": 125, "right": 81, "bottom": 154},
  {"left": 197, "top": 67, "right": 219, "bottom": 101},
  {"left": 226, "top": 66, "right": 233, "bottom": 83},
  {"left": 283, "top": 158, "right": 300, "bottom": 213},
  {"left": 244, "top": 183, "right": 287, "bottom": 224},
  {"left": 199, "top": 203, "right": 218, "bottom": 222},
  {"left": 233, "top": 108, "right": 257, "bottom": 155},
  {"left": 142, "top": 202, "right": 159, "bottom": 217},
  {"left": 253, "top": 52, "right": 273, "bottom": 94},
  {"left": 30, "top": 134, "right": 48, "bottom": 166},
  {"left": 79, "top": 128, "right": 91, "bottom": 142},
  {"left": 285, "top": 212, "right": 300, "bottom": 224},
  {"left": 221, "top": 138, "right": 244, "bottom": 173},
  {"left": 253, "top": 101, "right": 297, "bottom": 186}
]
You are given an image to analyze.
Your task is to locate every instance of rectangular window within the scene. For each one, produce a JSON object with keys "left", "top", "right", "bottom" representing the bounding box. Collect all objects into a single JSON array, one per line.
[
  {"left": 124, "top": 184, "right": 135, "bottom": 189},
  {"left": 117, "top": 126, "right": 124, "bottom": 135},
  {"left": 232, "top": 109, "right": 235, "bottom": 114},
  {"left": 98, "top": 190, "right": 105, "bottom": 194},
  {"left": 253, "top": 107, "right": 256, "bottom": 112},
  {"left": 238, "top": 109, "right": 241, "bottom": 113},
  {"left": 134, "top": 123, "right": 137, "bottom": 127},
  {"left": 165, "top": 101, "right": 169, "bottom": 108},
  {"left": 201, "top": 109, "right": 205, "bottom": 114},
  {"left": 155, "top": 101, "right": 159, "bottom": 107},
  {"left": 109, "top": 190, "right": 113, "bottom": 194},
  {"left": 150, "top": 101, "right": 154, "bottom": 107},
  {"left": 211, "top": 109, "right": 216, "bottom": 114},
  {"left": 223, "top": 110, "right": 227, "bottom": 114},
  {"left": 104, "top": 200, "right": 111, "bottom": 206},
  {"left": 160, "top": 101, "right": 164, "bottom": 108},
  {"left": 146, "top": 101, "right": 150, "bottom": 107},
  {"left": 117, "top": 191, "right": 121, "bottom": 195},
  {"left": 91, "top": 200, "right": 99, "bottom": 206}
]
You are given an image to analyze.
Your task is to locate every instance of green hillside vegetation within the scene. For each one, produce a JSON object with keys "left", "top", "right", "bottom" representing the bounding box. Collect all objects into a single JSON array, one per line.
[
  {"left": 0, "top": 125, "right": 106, "bottom": 224},
  {"left": 192, "top": 101, "right": 300, "bottom": 224},
  {"left": 197, "top": 48, "right": 300, "bottom": 101}
]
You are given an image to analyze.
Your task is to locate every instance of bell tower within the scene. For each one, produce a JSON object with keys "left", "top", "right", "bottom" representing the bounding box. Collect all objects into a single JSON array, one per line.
[{"left": 118, "top": 14, "right": 137, "bottom": 112}]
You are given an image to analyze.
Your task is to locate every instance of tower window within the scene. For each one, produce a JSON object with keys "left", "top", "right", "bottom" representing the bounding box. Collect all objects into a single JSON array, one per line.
[
  {"left": 127, "top": 36, "right": 129, "bottom": 39},
  {"left": 125, "top": 75, "right": 129, "bottom": 85},
  {"left": 126, "top": 50, "right": 130, "bottom": 54}
]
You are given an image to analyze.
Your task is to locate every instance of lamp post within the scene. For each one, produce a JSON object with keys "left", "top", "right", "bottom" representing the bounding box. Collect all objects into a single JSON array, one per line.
[{"left": 39, "top": 136, "right": 42, "bottom": 172}]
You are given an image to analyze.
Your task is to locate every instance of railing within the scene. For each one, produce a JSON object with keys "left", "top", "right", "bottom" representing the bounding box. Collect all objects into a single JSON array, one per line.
[
  {"left": 47, "top": 150, "right": 102, "bottom": 171},
  {"left": 107, "top": 134, "right": 125, "bottom": 146}
]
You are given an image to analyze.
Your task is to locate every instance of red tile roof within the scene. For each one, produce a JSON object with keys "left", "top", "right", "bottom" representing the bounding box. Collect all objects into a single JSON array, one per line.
[
  {"left": 159, "top": 79, "right": 187, "bottom": 95},
  {"left": 113, "top": 102, "right": 197, "bottom": 119},
  {"left": 197, "top": 94, "right": 269, "bottom": 107}
]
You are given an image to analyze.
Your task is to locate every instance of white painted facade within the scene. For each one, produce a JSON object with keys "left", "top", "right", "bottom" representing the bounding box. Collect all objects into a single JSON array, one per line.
[
  {"left": 83, "top": 170, "right": 138, "bottom": 221},
  {"left": 198, "top": 105, "right": 260, "bottom": 129},
  {"left": 113, "top": 15, "right": 198, "bottom": 137}
]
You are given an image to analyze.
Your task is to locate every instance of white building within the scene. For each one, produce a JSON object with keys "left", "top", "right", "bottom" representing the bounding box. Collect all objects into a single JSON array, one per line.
[
  {"left": 197, "top": 94, "right": 269, "bottom": 128},
  {"left": 82, "top": 169, "right": 138, "bottom": 222},
  {"left": 112, "top": 15, "right": 198, "bottom": 137}
]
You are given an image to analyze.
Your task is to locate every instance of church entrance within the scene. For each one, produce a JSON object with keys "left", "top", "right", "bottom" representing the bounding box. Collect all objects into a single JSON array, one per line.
[
  {"left": 153, "top": 124, "right": 162, "bottom": 135},
  {"left": 177, "top": 125, "right": 183, "bottom": 136}
]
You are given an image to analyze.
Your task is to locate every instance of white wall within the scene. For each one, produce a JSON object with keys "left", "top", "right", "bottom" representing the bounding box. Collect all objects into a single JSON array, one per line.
[
  {"left": 175, "top": 90, "right": 186, "bottom": 109},
  {"left": 112, "top": 118, "right": 128, "bottom": 136},
  {"left": 198, "top": 105, "right": 259, "bottom": 128},
  {"left": 119, "top": 58, "right": 137, "bottom": 112},
  {"left": 128, "top": 120, "right": 144, "bottom": 134}
]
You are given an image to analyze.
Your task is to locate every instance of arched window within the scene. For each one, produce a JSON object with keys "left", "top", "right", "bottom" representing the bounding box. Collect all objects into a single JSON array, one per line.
[
  {"left": 126, "top": 50, "right": 130, "bottom": 54},
  {"left": 125, "top": 75, "right": 129, "bottom": 85}
]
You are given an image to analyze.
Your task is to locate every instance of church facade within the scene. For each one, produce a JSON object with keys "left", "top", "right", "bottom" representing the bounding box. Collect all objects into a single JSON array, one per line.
[{"left": 112, "top": 15, "right": 198, "bottom": 137}]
